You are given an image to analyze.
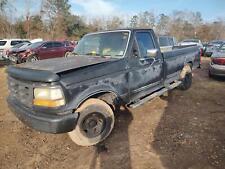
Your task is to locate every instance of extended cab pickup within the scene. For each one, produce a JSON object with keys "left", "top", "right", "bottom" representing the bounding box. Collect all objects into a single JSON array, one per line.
[{"left": 7, "top": 29, "right": 200, "bottom": 146}]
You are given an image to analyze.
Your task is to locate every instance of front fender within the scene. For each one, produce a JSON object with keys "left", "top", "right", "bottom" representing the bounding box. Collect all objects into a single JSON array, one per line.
[{"left": 66, "top": 83, "right": 126, "bottom": 110}]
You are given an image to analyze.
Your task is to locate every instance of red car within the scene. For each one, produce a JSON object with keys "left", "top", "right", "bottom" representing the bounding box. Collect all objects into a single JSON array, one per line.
[{"left": 11, "top": 41, "right": 74, "bottom": 63}]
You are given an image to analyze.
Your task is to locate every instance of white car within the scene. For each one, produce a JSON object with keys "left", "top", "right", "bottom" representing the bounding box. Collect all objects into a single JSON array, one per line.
[
  {"left": 0, "top": 39, "right": 30, "bottom": 60},
  {"left": 179, "top": 39, "right": 203, "bottom": 48}
]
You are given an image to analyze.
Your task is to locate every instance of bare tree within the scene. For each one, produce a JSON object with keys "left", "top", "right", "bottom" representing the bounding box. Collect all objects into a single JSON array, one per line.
[{"left": 106, "top": 16, "right": 124, "bottom": 30}]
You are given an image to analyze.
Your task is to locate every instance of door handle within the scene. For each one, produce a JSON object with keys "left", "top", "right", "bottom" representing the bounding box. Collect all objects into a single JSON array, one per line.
[
  {"left": 154, "top": 59, "right": 163, "bottom": 64},
  {"left": 139, "top": 57, "right": 155, "bottom": 65}
]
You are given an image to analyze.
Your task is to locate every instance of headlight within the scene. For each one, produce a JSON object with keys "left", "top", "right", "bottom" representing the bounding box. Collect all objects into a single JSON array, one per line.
[{"left": 33, "top": 87, "right": 65, "bottom": 107}]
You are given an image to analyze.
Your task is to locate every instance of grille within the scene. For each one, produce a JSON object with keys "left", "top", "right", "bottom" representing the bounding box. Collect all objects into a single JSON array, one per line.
[{"left": 8, "top": 77, "right": 33, "bottom": 107}]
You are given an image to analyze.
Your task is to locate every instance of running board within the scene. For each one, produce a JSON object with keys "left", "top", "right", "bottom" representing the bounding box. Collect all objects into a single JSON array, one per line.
[{"left": 128, "top": 81, "right": 182, "bottom": 109}]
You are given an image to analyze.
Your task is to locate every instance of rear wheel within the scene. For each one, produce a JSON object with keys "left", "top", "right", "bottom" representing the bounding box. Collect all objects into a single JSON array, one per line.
[
  {"left": 208, "top": 70, "right": 213, "bottom": 78},
  {"left": 68, "top": 98, "right": 115, "bottom": 146},
  {"left": 179, "top": 73, "right": 192, "bottom": 90}
]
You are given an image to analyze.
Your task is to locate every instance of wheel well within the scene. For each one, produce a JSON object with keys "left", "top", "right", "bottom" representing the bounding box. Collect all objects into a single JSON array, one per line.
[
  {"left": 77, "top": 92, "right": 121, "bottom": 111},
  {"left": 187, "top": 61, "right": 193, "bottom": 69},
  {"left": 180, "top": 63, "right": 192, "bottom": 79}
]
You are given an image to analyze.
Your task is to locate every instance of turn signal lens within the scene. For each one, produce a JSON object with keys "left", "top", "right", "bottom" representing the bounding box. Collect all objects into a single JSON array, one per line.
[{"left": 33, "top": 99, "right": 65, "bottom": 107}]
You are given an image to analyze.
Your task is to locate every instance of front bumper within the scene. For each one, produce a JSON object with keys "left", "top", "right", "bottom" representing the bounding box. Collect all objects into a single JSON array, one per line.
[
  {"left": 7, "top": 96, "right": 79, "bottom": 134},
  {"left": 209, "top": 63, "right": 225, "bottom": 77}
]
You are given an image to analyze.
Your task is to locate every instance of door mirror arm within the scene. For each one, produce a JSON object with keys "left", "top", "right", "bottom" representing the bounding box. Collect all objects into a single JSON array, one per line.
[{"left": 133, "top": 49, "right": 139, "bottom": 58}]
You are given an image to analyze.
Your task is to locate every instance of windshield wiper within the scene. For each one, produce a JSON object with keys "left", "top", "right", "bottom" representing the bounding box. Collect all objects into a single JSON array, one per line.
[
  {"left": 84, "top": 52, "right": 98, "bottom": 55},
  {"left": 101, "top": 54, "right": 122, "bottom": 58}
]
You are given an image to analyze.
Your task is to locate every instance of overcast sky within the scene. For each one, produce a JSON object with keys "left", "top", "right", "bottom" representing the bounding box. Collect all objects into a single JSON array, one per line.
[{"left": 14, "top": 0, "right": 225, "bottom": 21}]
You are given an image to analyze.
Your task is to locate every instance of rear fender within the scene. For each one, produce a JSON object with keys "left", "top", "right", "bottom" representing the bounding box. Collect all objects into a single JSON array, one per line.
[{"left": 180, "top": 64, "right": 192, "bottom": 79}]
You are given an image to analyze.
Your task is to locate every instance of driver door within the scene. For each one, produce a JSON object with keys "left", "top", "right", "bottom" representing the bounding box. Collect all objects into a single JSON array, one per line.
[{"left": 129, "top": 31, "right": 164, "bottom": 101}]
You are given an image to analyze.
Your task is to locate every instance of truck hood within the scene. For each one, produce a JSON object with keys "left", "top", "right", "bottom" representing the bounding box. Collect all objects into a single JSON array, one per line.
[
  {"left": 7, "top": 55, "right": 119, "bottom": 82},
  {"left": 19, "top": 55, "right": 118, "bottom": 74}
]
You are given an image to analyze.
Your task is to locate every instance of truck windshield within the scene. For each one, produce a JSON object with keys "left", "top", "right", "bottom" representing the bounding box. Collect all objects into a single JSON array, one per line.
[{"left": 73, "top": 31, "right": 130, "bottom": 58}]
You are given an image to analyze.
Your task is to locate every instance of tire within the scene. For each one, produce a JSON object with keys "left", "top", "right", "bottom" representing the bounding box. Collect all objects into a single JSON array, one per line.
[
  {"left": 68, "top": 98, "right": 115, "bottom": 146},
  {"left": 26, "top": 55, "right": 39, "bottom": 63},
  {"left": 208, "top": 70, "right": 213, "bottom": 78},
  {"left": 179, "top": 73, "right": 192, "bottom": 90},
  {"left": 64, "top": 52, "right": 71, "bottom": 58}
]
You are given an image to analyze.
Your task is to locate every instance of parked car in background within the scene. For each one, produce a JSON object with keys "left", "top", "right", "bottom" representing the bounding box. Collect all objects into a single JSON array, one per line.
[
  {"left": 158, "top": 36, "right": 177, "bottom": 52},
  {"left": 202, "top": 42, "right": 209, "bottom": 54},
  {"left": 209, "top": 43, "right": 225, "bottom": 77},
  {"left": 62, "top": 40, "right": 76, "bottom": 48},
  {"left": 205, "top": 40, "right": 225, "bottom": 57},
  {"left": 10, "top": 41, "right": 74, "bottom": 63},
  {"left": 179, "top": 39, "right": 204, "bottom": 56},
  {"left": 0, "top": 39, "right": 30, "bottom": 60},
  {"left": 3, "top": 42, "right": 31, "bottom": 60}
]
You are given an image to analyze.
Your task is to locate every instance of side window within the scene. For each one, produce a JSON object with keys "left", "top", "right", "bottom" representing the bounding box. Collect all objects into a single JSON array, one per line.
[
  {"left": 136, "top": 32, "right": 155, "bottom": 57},
  {"left": 221, "top": 44, "right": 225, "bottom": 50},
  {"left": 42, "top": 42, "right": 52, "bottom": 48},
  {"left": 52, "top": 42, "right": 63, "bottom": 48}
]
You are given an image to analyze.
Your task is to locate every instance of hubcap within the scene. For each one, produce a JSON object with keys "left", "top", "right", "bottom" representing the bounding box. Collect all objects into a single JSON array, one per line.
[
  {"left": 31, "top": 57, "right": 37, "bottom": 62},
  {"left": 81, "top": 113, "right": 106, "bottom": 138}
]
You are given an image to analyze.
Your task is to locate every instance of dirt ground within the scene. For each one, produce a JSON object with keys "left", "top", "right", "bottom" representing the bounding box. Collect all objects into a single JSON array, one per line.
[{"left": 0, "top": 58, "right": 225, "bottom": 169}]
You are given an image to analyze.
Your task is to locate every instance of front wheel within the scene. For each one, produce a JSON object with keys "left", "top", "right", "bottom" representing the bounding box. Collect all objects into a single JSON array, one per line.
[
  {"left": 26, "top": 55, "right": 39, "bottom": 63},
  {"left": 68, "top": 98, "right": 115, "bottom": 146},
  {"left": 64, "top": 52, "right": 72, "bottom": 58}
]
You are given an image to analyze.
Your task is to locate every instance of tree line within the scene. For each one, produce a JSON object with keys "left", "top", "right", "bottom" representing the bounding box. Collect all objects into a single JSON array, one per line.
[{"left": 0, "top": 0, "right": 225, "bottom": 42}]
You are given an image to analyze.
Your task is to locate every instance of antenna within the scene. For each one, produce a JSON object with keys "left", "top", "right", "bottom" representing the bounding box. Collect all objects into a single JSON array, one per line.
[{"left": 40, "top": 0, "right": 45, "bottom": 17}]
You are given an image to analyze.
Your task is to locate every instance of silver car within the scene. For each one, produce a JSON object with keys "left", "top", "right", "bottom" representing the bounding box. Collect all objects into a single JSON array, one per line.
[
  {"left": 205, "top": 40, "right": 225, "bottom": 57},
  {"left": 209, "top": 43, "right": 225, "bottom": 77}
]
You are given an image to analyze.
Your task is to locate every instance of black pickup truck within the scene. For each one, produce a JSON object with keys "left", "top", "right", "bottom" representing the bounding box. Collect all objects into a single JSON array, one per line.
[{"left": 7, "top": 29, "right": 200, "bottom": 146}]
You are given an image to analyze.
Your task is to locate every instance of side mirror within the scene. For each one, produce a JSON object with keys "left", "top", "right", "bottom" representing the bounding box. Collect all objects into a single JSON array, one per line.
[{"left": 147, "top": 49, "right": 158, "bottom": 57}]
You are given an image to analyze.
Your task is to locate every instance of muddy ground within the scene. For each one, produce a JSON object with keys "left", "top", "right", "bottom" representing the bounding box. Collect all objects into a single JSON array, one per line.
[{"left": 0, "top": 58, "right": 225, "bottom": 169}]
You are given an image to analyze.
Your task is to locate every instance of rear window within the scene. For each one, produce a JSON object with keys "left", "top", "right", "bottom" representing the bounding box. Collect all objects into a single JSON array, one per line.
[
  {"left": 0, "top": 41, "right": 7, "bottom": 46},
  {"left": 159, "top": 37, "right": 169, "bottom": 47},
  {"left": 168, "top": 38, "right": 174, "bottom": 46},
  {"left": 11, "top": 41, "right": 22, "bottom": 46}
]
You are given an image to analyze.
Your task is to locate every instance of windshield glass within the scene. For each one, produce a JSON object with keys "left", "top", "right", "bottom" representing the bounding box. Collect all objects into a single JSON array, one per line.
[
  {"left": 73, "top": 31, "right": 130, "bottom": 58},
  {"left": 29, "top": 42, "right": 43, "bottom": 49},
  {"left": 12, "top": 43, "right": 28, "bottom": 49}
]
